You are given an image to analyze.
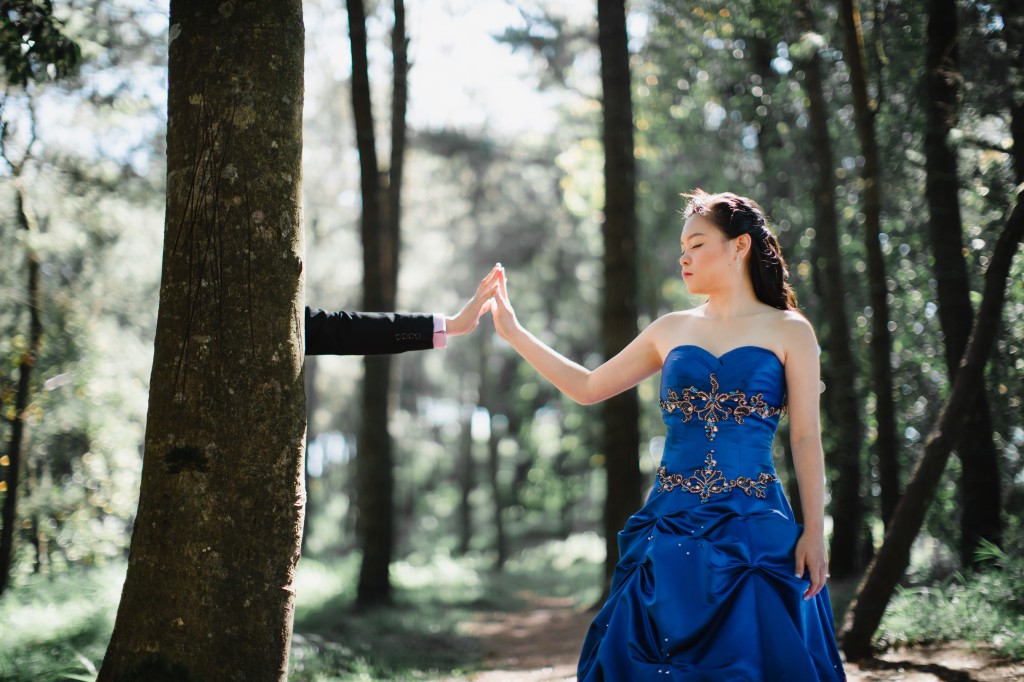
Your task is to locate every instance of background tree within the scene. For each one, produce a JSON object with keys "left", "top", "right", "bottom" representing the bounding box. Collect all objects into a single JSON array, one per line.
[
  {"left": 839, "top": 0, "right": 900, "bottom": 528},
  {"left": 923, "top": 0, "right": 1004, "bottom": 568},
  {"left": 840, "top": 195, "right": 1024, "bottom": 660},
  {"left": 596, "top": 0, "right": 641, "bottom": 586},
  {"left": 793, "top": 0, "right": 866, "bottom": 578},
  {"left": 0, "top": 0, "right": 81, "bottom": 596},
  {"left": 346, "top": 0, "right": 410, "bottom": 608},
  {"left": 98, "top": 1, "right": 306, "bottom": 679}
]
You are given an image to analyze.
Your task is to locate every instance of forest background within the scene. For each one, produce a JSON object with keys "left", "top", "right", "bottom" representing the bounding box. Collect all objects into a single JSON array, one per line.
[{"left": 1, "top": 0, "right": 1022, "bottom": 680}]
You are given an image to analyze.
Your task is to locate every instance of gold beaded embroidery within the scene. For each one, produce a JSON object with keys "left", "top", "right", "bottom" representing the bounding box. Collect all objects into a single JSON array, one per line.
[
  {"left": 656, "top": 451, "right": 779, "bottom": 504},
  {"left": 659, "top": 373, "right": 784, "bottom": 441}
]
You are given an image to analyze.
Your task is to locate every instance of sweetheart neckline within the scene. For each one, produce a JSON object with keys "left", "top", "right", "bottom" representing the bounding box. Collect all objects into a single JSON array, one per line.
[{"left": 666, "top": 344, "right": 784, "bottom": 366}]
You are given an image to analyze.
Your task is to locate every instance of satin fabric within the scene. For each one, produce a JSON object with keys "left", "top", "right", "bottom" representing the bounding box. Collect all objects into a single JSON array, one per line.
[{"left": 578, "top": 345, "right": 847, "bottom": 681}]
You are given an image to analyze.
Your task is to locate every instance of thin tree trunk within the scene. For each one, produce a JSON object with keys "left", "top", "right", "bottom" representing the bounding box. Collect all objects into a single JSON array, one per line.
[
  {"left": 0, "top": 184, "right": 42, "bottom": 596},
  {"left": 840, "top": 197, "right": 1024, "bottom": 661},
  {"left": 1000, "top": 1, "right": 1024, "bottom": 183},
  {"left": 794, "top": 0, "right": 866, "bottom": 579},
  {"left": 98, "top": 1, "right": 306, "bottom": 678},
  {"left": 456, "top": 404, "right": 474, "bottom": 556},
  {"left": 745, "top": 1, "right": 804, "bottom": 525},
  {"left": 922, "top": 0, "right": 1003, "bottom": 567},
  {"left": 748, "top": 0, "right": 793, "bottom": 205},
  {"left": 597, "top": 0, "right": 641, "bottom": 586},
  {"left": 840, "top": 0, "right": 900, "bottom": 527},
  {"left": 351, "top": 0, "right": 408, "bottom": 607},
  {"left": 478, "top": 333, "right": 508, "bottom": 571},
  {"left": 348, "top": 0, "right": 391, "bottom": 608},
  {"left": 488, "top": 426, "right": 508, "bottom": 570}
]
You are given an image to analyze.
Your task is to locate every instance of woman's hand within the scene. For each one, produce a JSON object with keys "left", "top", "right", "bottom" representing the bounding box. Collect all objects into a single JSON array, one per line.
[
  {"left": 794, "top": 528, "right": 830, "bottom": 600},
  {"left": 447, "top": 265, "right": 502, "bottom": 337},
  {"left": 489, "top": 265, "right": 521, "bottom": 341}
]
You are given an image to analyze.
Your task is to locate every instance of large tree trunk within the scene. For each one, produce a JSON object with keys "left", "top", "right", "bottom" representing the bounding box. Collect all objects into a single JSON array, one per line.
[
  {"left": 596, "top": 0, "right": 641, "bottom": 585},
  {"left": 98, "top": 2, "right": 306, "bottom": 679},
  {"left": 794, "top": 0, "right": 866, "bottom": 579},
  {"left": 0, "top": 184, "right": 42, "bottom": 596},
  {"left": 350, "top": 0, "right": 408, "bottom": 607},
  {"left": 840, "top": 0, "right": 901, "bottom": 528},
  {"left": 922, "top": 0, "right": 1003, "bottom": 567},
  {"left": 841, "top": 197, "right": 1024, "bottom": 661}
]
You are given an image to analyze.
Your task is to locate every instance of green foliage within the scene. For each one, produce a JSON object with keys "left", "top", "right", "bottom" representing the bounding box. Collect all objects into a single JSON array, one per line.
[
  {"left": 878, "top": 539, "right": 1024, "bottom": 659},
  {"left": 0, "top": 562, "right": 120, "bottom": 681},
  {"left": 0, "top": 0, "right": 164, "bottom": 586},
  {"left": 0, "top": 0, "right": 82, "bottom": 87}
]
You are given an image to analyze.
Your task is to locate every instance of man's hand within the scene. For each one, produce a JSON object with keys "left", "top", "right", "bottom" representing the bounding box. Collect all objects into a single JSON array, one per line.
[{"left": 446, "top": 264, "right": 503, "bottom": 337}]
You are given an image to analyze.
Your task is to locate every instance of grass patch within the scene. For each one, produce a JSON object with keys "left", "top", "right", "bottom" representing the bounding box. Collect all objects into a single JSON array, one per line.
[
  {"left": 287, "top": 533, "right": 605, "bottom": 681},
  {"left": 290, "top": 553, "right": 483, "bottom": 681},
  {"left": 0, "top": 562, "right": 124, "bottom": 682},
  {"left": 877, "top": 540, "right": 1024, "bottom": 660}
]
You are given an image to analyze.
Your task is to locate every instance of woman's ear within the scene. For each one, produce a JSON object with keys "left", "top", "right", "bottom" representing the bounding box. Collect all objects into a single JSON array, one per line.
[{"left": 735, "top": 233, "right": 752, "bottom": 260}]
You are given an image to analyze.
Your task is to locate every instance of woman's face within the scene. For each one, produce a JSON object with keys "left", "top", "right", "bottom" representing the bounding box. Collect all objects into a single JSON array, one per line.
[{"left": 679, "top": 214, "right": 737, "bottom": 295}]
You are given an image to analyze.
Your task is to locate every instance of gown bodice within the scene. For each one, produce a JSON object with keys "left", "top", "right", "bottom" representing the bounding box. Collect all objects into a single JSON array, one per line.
[{"left": 659, "top": 345, "right": 786, "bottom": 478}]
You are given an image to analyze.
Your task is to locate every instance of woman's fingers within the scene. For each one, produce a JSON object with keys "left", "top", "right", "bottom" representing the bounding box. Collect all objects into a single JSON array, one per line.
[
  {"left": 498, "top": 265, "right": 509, "bottom": 300},
  {"left": 803, "top": 560, "right": 828, "bottom": 600}
]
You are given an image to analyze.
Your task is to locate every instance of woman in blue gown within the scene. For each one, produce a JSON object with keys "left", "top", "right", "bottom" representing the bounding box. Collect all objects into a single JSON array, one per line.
[{"left": 488, "top": 190, "right": 847, "bottom": 680}]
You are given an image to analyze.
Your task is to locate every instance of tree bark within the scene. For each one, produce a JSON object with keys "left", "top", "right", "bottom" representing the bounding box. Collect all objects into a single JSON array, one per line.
[
  {"left": 0, "top": 184, "right": 42, "bottom": 596},
  {"left": 302, "top": 355, "right": 318, "bottom": 555},
  {"left": 922, "top": 0, "right": 1003, "bottom": 567},
  {"left": 794, "top": 0, "right": 866, "bottom": 579},
  {"left": 840, "top": 0, "right": 900, "bottom": 528},
  {"left": 98, "top": 2, "right": 306, "bottom": 679},
  {"left": 840, "top": 197, "right": 1024, "bottom": 661},
  {"left": 597, "top": 0, "right": 641, "bottom": 585}
]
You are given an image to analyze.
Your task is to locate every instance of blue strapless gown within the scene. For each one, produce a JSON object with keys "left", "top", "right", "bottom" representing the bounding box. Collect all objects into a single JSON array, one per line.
[{"left": 578, "top": 345, "right": 847, "bottom": 681}]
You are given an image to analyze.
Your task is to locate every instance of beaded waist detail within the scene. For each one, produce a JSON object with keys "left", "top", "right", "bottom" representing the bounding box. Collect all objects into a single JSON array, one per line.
[{"left": 656, "top": 451, "right": 779, "bottom": 504}]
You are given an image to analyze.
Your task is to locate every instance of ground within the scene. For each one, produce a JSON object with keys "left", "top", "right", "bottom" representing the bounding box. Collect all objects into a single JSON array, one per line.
[{"left": 444, "top": 593, "right": 1024, "bottom": 682}]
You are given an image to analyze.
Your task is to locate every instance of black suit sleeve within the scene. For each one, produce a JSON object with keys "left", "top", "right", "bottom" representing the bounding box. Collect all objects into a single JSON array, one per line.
[{"left": 305, "top": 306, "right": 435, "bottom": 356}]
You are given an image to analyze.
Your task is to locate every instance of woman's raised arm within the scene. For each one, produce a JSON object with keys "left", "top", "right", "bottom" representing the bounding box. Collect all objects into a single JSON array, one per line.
[{"left": 489, "top": 267, "right": 664, "bottom": 405}]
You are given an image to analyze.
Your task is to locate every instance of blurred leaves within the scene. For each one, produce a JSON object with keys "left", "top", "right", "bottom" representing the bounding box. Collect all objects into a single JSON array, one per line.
[{"left": 0, "top": 0, "right": 81, "bottom": 87}]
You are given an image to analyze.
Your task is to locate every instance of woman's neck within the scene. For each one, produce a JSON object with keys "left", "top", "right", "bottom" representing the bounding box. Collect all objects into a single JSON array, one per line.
[{"left": 701, "top": 280, "right": 762, "bottom": 320}]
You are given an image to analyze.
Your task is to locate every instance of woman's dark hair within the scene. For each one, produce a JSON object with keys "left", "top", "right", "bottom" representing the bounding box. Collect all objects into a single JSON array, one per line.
[{"left": 682, "top": 189, "right": 797, "bottom": 311}]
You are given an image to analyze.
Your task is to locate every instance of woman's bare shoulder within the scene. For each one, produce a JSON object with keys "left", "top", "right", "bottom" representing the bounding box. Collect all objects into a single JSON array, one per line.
[
  {"left": 640, "top": 309, "right": 702, "bottom": 354},
  {"left": 772, "top": 310, "right": 819, "bottom": 362}
]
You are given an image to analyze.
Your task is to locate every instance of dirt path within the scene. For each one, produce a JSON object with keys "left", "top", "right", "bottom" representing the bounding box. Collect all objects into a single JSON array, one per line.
[{"left": 447, "top": 594, "right": 1023, "bottom": 681}]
